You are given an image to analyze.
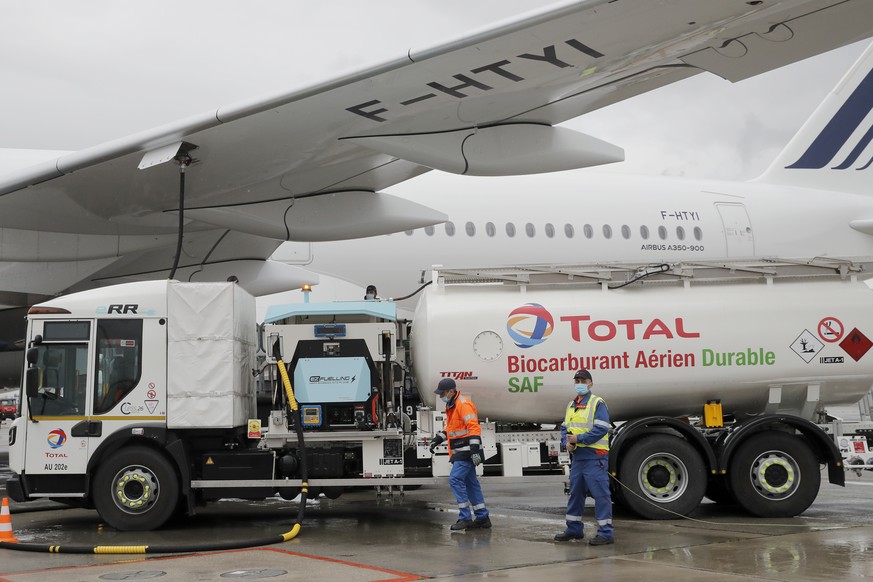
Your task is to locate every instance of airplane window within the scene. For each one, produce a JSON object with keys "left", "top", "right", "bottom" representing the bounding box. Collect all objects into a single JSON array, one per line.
[
  {"left": 602, "top": 225, "right": 612, "bottom": 239},
  {"left": 564, "top": 224, "right": 574, "bottom": 238},
  {"left": 486, "top": 222, "right": 496, "bottom": 237},
  {"left": 676, "top": 226, "right": 686, "bottom": 240},
  {"left": 465, "top": 221, "right": 476, "bottom": 236},
  {"left": 658, "top": 226, "right": 667, "bottom": 240},
  {"left": 693, "top": 226, "right": 703, "bottom": 241},
  {"left": 526, "top": 223, "right": 536, "bottom": 237},
  {"left": 425, "top": 226, "right": 435, "bottom": 236},
  {"left": 545, "top": 223, "right": 555, "bottom": 238},
  {"left": 445, "top": 222, "right": 456, "bottom": 236},
  {"left": 583, "top": 224, "right": 594, "bottom": 239},
  {"left": 621, "top": 225, "right": 631, "bottom": 239},
  {"left": 640, "top": 225, "right": 649, "bottom": 240},
  {"left": 506, "top": 223, "right": 516, "bottom": 237},
  {"left": 404, "top": 230, "right": 414, "bottom": 236}
]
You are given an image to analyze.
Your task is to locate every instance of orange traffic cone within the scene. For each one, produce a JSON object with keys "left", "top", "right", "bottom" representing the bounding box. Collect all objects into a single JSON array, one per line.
[{"left": 0, "top": 497, "right": 19, "bottom": 543}]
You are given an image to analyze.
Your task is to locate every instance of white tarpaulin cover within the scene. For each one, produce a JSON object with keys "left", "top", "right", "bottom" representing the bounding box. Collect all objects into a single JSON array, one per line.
[{"left": 167, "top": 282, "right": 256, "bottom": 428}]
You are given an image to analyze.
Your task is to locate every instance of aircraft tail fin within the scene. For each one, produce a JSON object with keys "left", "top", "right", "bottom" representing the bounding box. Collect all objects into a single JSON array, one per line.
[{"left": 756, "top": 42, "right": 873, "bottom": 192}]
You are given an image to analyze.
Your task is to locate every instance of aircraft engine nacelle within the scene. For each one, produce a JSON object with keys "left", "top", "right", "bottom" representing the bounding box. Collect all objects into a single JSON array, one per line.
[{"left": 347, "top": 124, "right": 624, "bottom": 176}]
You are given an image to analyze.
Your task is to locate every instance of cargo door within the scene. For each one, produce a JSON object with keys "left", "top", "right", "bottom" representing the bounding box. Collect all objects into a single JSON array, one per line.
[
  {"left": 716, "top": 203, "right": 755, "bottom": 256},
  {"left": 22, "top": 319, "right": 94, "bottom": 497}
]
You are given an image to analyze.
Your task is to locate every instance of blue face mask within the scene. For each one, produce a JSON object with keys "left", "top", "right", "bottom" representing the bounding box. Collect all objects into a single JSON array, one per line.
[
  {"left": 575, "top": 383, "right": 589, "bottom": 397},
  {"left": 440, "top": 396, "right": 450, "bottom": 403}
]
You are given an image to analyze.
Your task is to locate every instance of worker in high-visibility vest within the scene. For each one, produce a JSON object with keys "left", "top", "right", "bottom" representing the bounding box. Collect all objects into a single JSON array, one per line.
[
  {"left": 554, "top": 369, "right": 614, "bottom": 545},
  {"left": 429, "top": 377, "right": 491, "bottom": 531}
]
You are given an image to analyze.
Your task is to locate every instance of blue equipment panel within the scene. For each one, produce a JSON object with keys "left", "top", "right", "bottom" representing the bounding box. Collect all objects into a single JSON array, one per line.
[{"left": 293, "top": 357, "right": 371, "bottom": 404}]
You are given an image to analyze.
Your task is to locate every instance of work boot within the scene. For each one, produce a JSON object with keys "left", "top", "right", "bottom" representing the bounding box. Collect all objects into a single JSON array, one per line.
[
  {"left": 469, "top": 516, "right": 492, "bottom": 529},
  {"left": 553, "top": 531, "right": 584, "bottom": 541},
  {"left": 588, "top": 535, "right": 614, "bottom": 546},
  {"left": 450, "top": 519, "right": 473, "bottom": 531}
]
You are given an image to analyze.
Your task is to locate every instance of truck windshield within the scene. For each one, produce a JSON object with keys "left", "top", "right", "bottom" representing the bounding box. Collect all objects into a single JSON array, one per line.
[
  {"left": 94, "top": 319, "right": 143, "bottom": 414},
  {"left": 30, "top": 344, "right": 89, "bottom": 417}
]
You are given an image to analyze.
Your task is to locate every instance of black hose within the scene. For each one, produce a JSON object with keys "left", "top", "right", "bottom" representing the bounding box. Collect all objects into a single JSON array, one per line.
[
  {"left": 168, "top": 160, "right": 188, "bottom": 281},
  {"left": 393, "top": 280, "right": 432, "bottom": 301}
]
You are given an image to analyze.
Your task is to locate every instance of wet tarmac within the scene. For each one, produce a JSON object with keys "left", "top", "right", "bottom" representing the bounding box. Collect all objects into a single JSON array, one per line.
[{"left": 2, "top": 420, "right": 873, "bottom": 580}]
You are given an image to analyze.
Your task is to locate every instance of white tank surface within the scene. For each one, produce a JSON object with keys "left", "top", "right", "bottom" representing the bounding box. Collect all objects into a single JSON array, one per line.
[{"left": 412, "top": 262, "right": 873, "bottom": 423}]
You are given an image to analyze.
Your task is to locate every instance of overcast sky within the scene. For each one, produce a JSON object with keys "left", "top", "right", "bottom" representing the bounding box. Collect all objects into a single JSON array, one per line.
[{"left": 0, "top": 1, "right": 868, "bottom": 184}]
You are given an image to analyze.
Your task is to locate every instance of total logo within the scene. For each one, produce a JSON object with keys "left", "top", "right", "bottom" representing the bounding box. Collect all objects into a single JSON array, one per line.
[
  {"left": 507, "top": 303, "right": 554, "bottom": 348},
  {"left": 47, "top": 429, "right": 67, "bottom": 449}
]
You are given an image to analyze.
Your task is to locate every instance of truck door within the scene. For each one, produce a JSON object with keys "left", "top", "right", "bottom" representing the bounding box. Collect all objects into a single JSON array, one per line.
[
  {"left": 716, "top": 203, "right": 755, "bottom": 256},
  {"left": 22, "top": 319, "right": 94, "bottom": 495}
]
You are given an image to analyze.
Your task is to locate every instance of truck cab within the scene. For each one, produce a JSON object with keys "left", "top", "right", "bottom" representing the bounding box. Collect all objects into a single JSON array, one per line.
[{"left": 7, "top": 281, "right": 170, "bottom": 510}]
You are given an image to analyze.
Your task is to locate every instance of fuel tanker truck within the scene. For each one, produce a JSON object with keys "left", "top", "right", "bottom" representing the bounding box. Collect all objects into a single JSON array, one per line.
[{"left": 6, "top": 258, "right": 873, "bottom": 530}]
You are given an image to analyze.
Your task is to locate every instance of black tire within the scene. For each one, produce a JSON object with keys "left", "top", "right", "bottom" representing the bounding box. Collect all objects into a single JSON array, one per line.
[
  {"left": 93, "top": 446, "right": 180, "bottom": 531},
  {"left": 705, "top": 475, "right": 737, "bottom": 505},
  {"left": 618, "top": 434, "right": 707, "bottom": 519},
  {"left": 727, "top": 431, "right": 820, "bottom": 518}
]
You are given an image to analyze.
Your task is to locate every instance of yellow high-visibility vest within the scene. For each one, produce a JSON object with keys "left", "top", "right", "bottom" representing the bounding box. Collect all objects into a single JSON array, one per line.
[{"left": 563, "top": 395, "right": 609, "bottom": 451}]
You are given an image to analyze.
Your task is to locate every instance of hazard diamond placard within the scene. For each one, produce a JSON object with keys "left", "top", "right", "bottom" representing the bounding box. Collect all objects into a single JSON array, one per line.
[{"left": 839, "top": 327, "right": 873, "bottom": 362}]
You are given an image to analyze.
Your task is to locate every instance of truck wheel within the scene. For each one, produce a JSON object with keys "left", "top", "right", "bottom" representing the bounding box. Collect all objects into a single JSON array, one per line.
[
  {"left": 93, "top": 446, "right": 180, "bottom": 531},
  {"left": 618, "top": 434, "right": 706, "bottom": 519},
  {"left": 727, "top": 431, "right": 820, "bottom": 518}
]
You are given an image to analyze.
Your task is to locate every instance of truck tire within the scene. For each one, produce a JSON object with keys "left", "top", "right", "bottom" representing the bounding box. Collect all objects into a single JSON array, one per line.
[
  {"left": 618, "top": 434, "right": 706, "bottom": 519},
  {"left": 727, "top": 431, "right": 820, "bottom": 518},
  {"left": 93, "top": 446, "right": 180, "bottom": 531}
]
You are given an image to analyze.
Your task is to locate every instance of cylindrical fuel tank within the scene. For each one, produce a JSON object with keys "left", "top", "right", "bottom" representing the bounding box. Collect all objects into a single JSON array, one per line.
[{"left": 412, "top": 274, "right": 873, "bottom": 423}]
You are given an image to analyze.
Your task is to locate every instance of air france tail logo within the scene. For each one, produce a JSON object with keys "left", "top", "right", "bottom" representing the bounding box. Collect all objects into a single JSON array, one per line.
[
  {"left": 787, "top": 66, "right": 873, "bottom": 171},
  {"left": 507, "top": 303, "right": 554, "bottom": 348}
]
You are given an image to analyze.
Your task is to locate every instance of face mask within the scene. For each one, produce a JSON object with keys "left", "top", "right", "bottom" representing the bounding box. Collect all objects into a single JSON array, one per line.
[
  {"left": 575, "top": 383, "right": 589, "bottom": 396},
  {"left": 440, "top": 396, "right": 450, "bottom": 403},
  {"left": 366, "top": 293, "right": 375, "bottom": 300}
]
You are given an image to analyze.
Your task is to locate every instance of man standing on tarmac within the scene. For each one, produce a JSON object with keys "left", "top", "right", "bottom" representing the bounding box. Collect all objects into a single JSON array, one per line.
[
  {"left": 554, "top": 369, "right": 614, "bottom": 545},
  {"left": 430, "top": 378, "right": 492, "bottom": 531}
]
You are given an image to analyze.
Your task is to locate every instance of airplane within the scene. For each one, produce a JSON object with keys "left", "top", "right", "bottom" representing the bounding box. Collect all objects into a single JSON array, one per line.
[
  {"left": 276, "top": 40, "right": 873, "bottom": 305},
  {"left": 1, "top": 0, "right": 873, "bottom": 384}
]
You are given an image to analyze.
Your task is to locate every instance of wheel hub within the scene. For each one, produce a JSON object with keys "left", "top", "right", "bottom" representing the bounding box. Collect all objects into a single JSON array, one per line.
[
  {"left": 112, "top": 467, "right": 159, "bottom": 514},
  {"left": 639, "top": 453, "right": 688, "bottom": 502},
  {"left": 750, "top": 452, "right": 799, "bottom": 498}
]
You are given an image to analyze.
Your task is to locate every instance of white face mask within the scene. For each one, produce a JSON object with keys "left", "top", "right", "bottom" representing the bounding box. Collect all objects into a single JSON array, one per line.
[
  {"left": 440, "top": 396, "right": 450, "bottom": 403},
  {"left": 365, "top": 293, "right": 375, "bottom": 300}
]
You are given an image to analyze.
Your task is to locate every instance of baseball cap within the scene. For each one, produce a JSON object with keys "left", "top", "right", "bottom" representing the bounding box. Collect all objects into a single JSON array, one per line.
[
  {"left": 434, "top": 377, "right": 456, "bottom": 394},
  {"left": 573, "top": 369, "right": 592, "bottom": 381}
]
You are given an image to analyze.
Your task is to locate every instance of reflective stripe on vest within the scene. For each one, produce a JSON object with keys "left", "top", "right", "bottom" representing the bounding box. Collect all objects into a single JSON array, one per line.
[{"left": 563, "top": 395, "right": 609, "bottom": 451}]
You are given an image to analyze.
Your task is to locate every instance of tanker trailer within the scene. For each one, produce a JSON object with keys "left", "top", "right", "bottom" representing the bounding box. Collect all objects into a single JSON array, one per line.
[{"left": 411, "top": 260, "right": 873, "bottom": 518}]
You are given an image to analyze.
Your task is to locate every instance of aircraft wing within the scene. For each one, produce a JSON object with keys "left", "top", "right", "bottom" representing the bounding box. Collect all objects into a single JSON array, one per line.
[{"left": 0, "top": 0, "right": 872, "bottom": 300}]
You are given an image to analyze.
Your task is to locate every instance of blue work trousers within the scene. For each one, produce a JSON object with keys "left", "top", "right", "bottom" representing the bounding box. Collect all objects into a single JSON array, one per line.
[
  {"left": 565, "top": 453, "right": 613, "bottom": 540},
  {"left": 449, "top": 460, "right": 489, "bottom": 521}
]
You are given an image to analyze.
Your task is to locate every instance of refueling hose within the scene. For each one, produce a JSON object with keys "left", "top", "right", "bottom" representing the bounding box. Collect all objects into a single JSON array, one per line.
[{"left": 0, "top": 347, "right": 309, "bottom": 554}]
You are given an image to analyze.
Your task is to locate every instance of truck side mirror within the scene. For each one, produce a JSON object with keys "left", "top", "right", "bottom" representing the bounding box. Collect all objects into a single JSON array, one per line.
[
  {"left": 25, "top": 367, "right": 40, "bottom": 398},
  {"left": 26, "top": 347, "right": 38, "bottom": 366},
  {"left": 29, "top": 334, "right": 43, "bottom": 348}
]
